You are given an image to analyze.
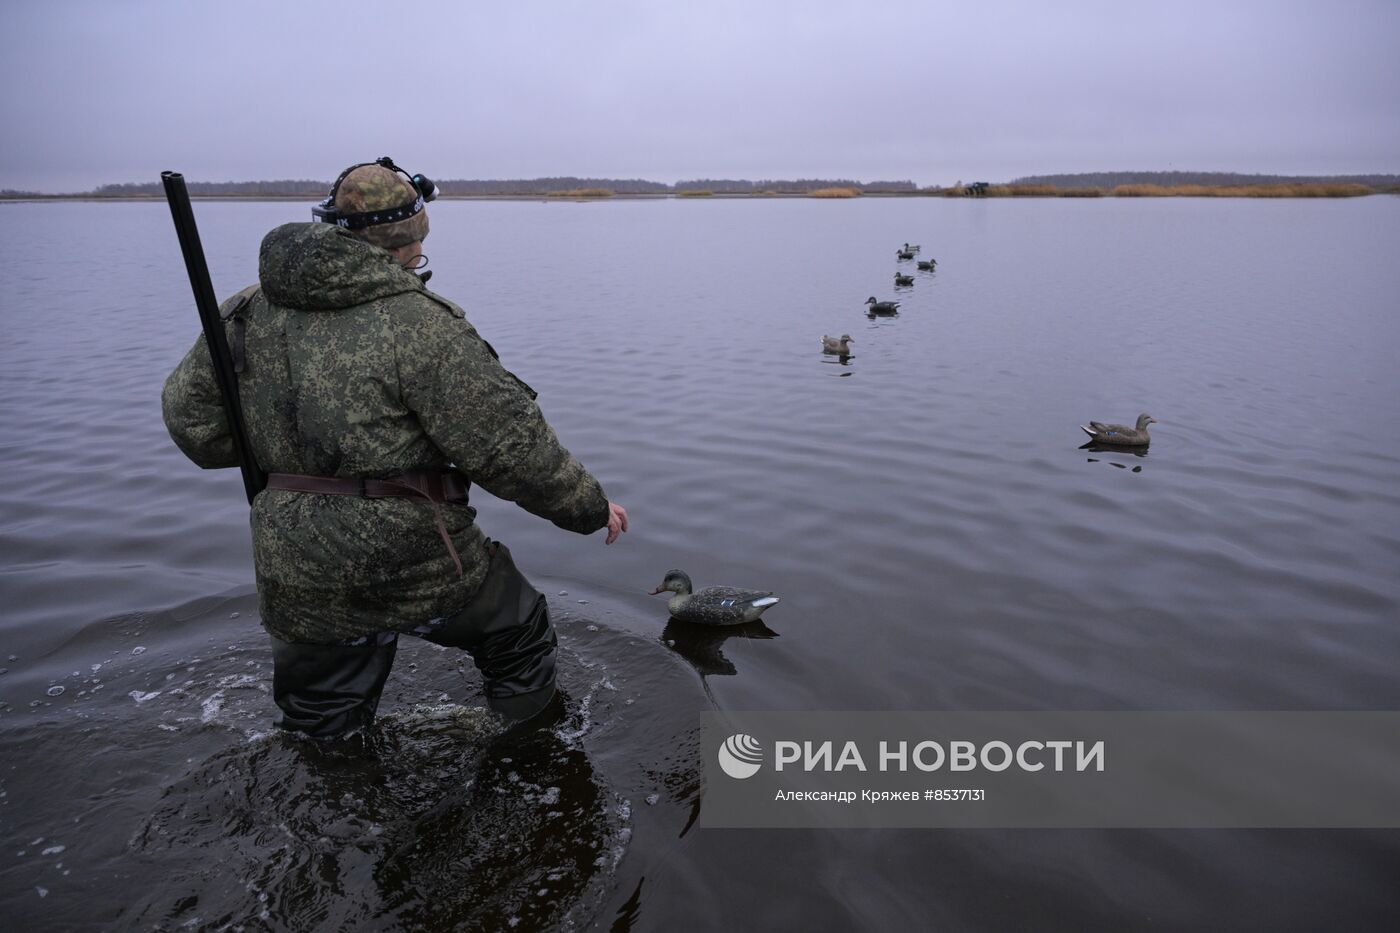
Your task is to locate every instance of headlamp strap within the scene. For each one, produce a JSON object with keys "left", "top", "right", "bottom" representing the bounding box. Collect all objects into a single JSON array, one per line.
[
  {"left": 322, "top": 195, "right": 425, "bottom": 231},
  {"left": 312, "top": 156, "right": 434, "bottom": 227}
]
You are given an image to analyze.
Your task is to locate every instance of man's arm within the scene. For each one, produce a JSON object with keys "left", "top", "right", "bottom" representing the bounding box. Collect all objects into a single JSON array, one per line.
[
  {"left": 401, "top": 312, "right": 611, "bottom": 534},
  {"left": 162, "top": 334, "right": 239, "bottom": 469}
]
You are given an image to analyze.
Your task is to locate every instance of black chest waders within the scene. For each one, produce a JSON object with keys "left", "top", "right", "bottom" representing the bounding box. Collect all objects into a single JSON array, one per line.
[{"left": 269, "top": 542, "right": 558, "bottom": 737}]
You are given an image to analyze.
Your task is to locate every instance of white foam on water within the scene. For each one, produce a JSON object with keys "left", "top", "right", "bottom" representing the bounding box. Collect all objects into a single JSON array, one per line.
[
  {"left": 200, "top": 692, "right": 224, "bottom": 723},
  {"left": 128, "top": 691, "right": 161, "bottom": 704},
  {"left": 608, "top": 797, "right": 633, "bottom": 868},
  {"left": 212, "top": 672, "right": 268, "bottom": 694},
  {"left": 554, "top": 681, "right": 605, "bottom": 747}
]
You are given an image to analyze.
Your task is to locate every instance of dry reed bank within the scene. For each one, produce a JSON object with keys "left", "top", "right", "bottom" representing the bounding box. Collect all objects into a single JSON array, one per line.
[
  {"left": 546, "top": 187, "right": 614, "bottom": 198},
  {"left": 935, "top": 183, "right": 1377, "bottom": 198}
]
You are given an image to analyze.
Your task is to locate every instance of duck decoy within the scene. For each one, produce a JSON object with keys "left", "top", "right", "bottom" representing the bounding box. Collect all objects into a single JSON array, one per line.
[
  {"left": 894, "top": 272, "right": 914, "bottom": 286},
  {"left": 896, "top": 249, "right": 915, "bottom": 261},
  {"left": 865, "top": 296, "right": 900, "bottom": 314},
  {"left": 916, "top": 258, "right": 937, "bottom": 271},
  {"left": 903, "top": 243, "right": 921, "bottom": 253},
  {"left": 1079, "top": 413, "right": 1157, "bottom": 447},
  {"left": 822, "top": 334, "right": 854, "bottom": 354},
  {"left": 649, "top": 570, "right": 780, "bottom": 626}
]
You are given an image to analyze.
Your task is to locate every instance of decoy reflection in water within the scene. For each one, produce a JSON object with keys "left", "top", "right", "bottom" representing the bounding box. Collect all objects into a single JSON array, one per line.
[
  {"left": 865, "top": 296, "right": 900, "bottom": 315},
  {"left": 1080, "top": 440, "right": 1150, "bottom": 458},
  {"left": 1079, "top": 413, "right": 1157, "bottom": 447},
  {"left": 648, "top": 569, "right": 780, "bottom": 625},
  {"left": 894, "top": 272, "right": 914, "bottom": 286},
  {"left": 1085, "top": 457, "right": 1144, "bottom": 472},
  {"left": 822, "top": 333, "right": 854, "bottom": 354},
  {"left": 661, "top": 618, "right": 779, "bottom": 678},
  {"left": 916, "top": 258, "right": 937, "bottom": 271}
]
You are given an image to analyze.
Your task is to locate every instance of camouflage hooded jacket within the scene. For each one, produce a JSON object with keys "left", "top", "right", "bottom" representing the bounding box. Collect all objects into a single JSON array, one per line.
[{"left": 162, "top": 223, "right": 610, "bottom": 643}]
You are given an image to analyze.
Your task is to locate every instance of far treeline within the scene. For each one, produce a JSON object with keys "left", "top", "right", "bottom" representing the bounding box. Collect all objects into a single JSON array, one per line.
[
  {"left": 3, "top": 172, "right": 1398, "bottom": 200},
  {"left": 0, "top": 177, "right": 920, "bottom": 198}
]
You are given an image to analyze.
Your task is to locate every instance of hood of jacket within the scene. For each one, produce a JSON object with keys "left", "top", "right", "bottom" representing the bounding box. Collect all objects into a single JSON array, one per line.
[{"left": 258, "top": 222, "right": 424, "bottom": 311}]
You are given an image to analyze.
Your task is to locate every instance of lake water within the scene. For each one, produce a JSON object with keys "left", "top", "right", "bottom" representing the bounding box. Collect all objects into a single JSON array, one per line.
[{"left": 2, "top": 195, "right": 1398, "bottom": 930}]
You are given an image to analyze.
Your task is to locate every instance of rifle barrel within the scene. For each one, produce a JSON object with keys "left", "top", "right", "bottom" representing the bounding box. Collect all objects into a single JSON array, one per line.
[{"left": 161, "top": 171, "right": 265, "bottom": 504}]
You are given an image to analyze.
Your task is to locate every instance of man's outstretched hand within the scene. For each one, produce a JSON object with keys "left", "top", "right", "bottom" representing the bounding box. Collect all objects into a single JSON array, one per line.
[{"left": 605, "top": 501, "right": 629, "bottom": 545}]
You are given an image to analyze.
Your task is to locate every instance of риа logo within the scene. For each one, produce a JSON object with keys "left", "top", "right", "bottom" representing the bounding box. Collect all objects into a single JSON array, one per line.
[{"left": 718, "top": 734, "right": 764, "bottom": 779}]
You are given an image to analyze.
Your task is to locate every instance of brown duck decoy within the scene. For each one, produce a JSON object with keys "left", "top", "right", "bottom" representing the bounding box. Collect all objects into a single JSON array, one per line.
[
  {"left": 649, "top": 570, "right": 780, "bottom": 626},
  {"left": 1079, "top": 413, "right": 1157, "bottom": 447},
  {"left": 822, "top": 334, "right": 854, "bottom": 354}
]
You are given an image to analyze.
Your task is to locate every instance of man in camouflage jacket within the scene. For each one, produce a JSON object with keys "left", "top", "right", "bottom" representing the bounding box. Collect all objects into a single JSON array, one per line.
[{"left": 162, "top": 160, "right": 627, "bottom": 736}]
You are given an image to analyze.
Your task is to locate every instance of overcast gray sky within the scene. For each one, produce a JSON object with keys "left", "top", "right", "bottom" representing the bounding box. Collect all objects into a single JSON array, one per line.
[{"left": 2, "top": 0, "right": 1397, "bottom": 192}]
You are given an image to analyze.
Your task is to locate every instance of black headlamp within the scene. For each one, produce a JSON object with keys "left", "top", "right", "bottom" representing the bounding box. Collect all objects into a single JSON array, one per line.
[{"left": 311, "top": 156, "right": 438, "bottom": 229}]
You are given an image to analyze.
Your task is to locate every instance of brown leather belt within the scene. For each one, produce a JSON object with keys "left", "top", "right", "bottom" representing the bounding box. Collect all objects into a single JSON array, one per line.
[{"left": 265, "top": 470, "right": 470, "bottom": 576}]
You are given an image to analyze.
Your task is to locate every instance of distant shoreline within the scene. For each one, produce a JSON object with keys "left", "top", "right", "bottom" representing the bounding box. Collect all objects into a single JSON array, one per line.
[
  {"left": 3, "top": 185, "right": 1397, "bottom": 204},
  {"left": 5, "top": 171, "right": 1398, "bottom": 202}
]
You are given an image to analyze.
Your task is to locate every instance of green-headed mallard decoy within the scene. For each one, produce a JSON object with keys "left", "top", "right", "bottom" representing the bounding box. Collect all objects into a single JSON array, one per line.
[
  {"left": 916, "top": 258, "right": 937, "bottom": 271},
  {"left": 822, "top": 333, "right": 854, "bottom": 354},
  {"left": 649, "top": 570, "right": 780, "bottom": 626},
  {"left": 894, "top": 272, "right": 914, "bottom": 286},
  {"left": 896, "top": 249, "right": 915, "bottom": 261},
  {"left": 865, "top": 296, "right": 900, "bottom": 315},
  {"left": 1079, "top": 413, "right": 1157, "bottom": 447},
  {"left": 903, "top": 242, "right": 921, "bottom": 253}
]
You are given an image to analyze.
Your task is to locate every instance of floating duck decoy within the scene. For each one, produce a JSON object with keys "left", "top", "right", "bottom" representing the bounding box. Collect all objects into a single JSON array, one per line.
[
  {"left": 822, "top": 334, "right": 854, "bottom": 354},
  {"left": 865, "top": 296, "right": 900, "bottom": 314},
  {"left": 649, "top": 570, "right": 780, "bottom": 626},
  {"left": 916, "top": 258, "right": 937, "bottom": 271},
  {"left": 896, "top": 249, "right": 915, "bottom": 261},
  {"left": 903, "top": 243, "right": 921, "bottom": 253},
  {"left": 1079, "top": 413, "right": 1157, "bottom": 447},
  {"left": 894, "top": 272, "right": 914, "bottom": 286}
]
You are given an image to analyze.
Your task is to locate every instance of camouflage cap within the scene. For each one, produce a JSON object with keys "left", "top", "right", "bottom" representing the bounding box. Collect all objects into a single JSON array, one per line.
[{"left": 333, "top": 164, "right": 429, "bottom": 249}]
